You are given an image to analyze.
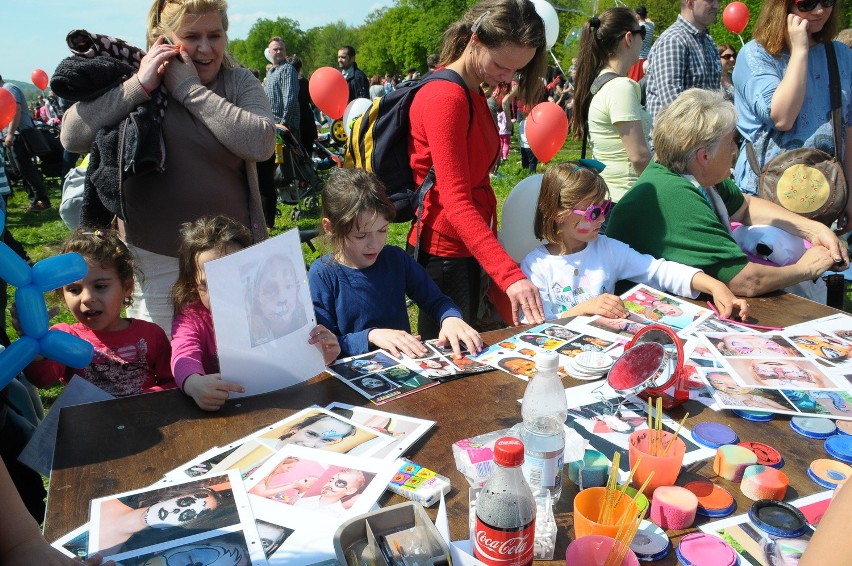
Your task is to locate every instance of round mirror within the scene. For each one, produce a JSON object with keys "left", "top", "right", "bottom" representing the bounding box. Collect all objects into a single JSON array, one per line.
[{"left": 608, "top": 325, "right": 684, "bottom": 396}]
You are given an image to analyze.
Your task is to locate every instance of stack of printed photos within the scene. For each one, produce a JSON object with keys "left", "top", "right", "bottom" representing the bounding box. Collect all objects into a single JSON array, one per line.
[
  {"left": 52, "top": 404, "right": 437, "bottom": 566},
  {"left": 327, "top": 339, "right": 491, "bottom": 404}
]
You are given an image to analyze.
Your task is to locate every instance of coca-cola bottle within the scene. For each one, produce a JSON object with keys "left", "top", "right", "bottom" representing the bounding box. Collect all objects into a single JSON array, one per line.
[{"left": 474, "top": 437, "right": 537, "bottom": 566}]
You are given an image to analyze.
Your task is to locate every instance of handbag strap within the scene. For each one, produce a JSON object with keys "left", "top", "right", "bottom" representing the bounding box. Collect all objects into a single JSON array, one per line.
[
  {"left": 747, "top": 41, "right": 844, "bottom": 175},
  {"left": 581, "top": 72, "right": 620, "bottom": 159}
]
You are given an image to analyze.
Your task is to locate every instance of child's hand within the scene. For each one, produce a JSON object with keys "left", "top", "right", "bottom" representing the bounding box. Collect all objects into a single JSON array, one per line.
[
  {"left": 436, "top": 316, "right": 483, "bottom": 359},
  {"left": 368, "top": 329, "right": 428, "bottom": 359},
  {"left": 575, "top": 294, "right": 629, "bottom": 318},
  {"left": 708, "top": 282, "right": 750, "bottom": 321},
  {"left": 309, "top": 325, "right": 341, "bottom": 364},
  {"left": 183, "top": 373, "right": 245, "bottom": 411}
]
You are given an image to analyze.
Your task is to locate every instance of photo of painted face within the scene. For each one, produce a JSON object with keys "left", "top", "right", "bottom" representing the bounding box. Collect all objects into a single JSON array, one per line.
[
  {"left": 497, "top": 356, "right": 537, "bottom": 378},
  {"left": 541, "top": 326, "right": 579, "bottom": 341},
  {"left": 703, "top": 370, "right": 795, "bottom": 412},
  {"left": 246, "top": 254, "right": 309, "bottom": 347},
  {"left": 330, "top": 351, "right": 398, "bottom": 379},
  {"left": 782, "top": 389, "right": 852, "bottom": 418},
  {"left": 726, "top": 358, "right": 834, "bottom": 389},
  {"left": 92, "top": 478, "right": 240, "bottom": 558},
  {"left": 351, "top": 375, "right": 395, "bottom": 397},
  {"left": 119, "top": 531, "right": 252, "bottom": 566},
  {"left": 519, "top": 333, "right": 564, "bottom": 349},
  {"left": 274, "top": 413, "right": 357, "bottom": 450},
  {"left": 292, "top": 466, "right": 373, "bottom": 518},
  {"left": 713, "top": 334, "right": 798, "bottom": 357},
  {"left": 380, "top": 365, "right": 434, "bottom": 389},
  {"left": 788, "top": 333, "right": 852, "bottom": 363},
  {"left": 589, "top": 315, "right": 651, "bottom": 338},
  {"left": 418, "top": 358, "right": 457, "bottom": 378}
]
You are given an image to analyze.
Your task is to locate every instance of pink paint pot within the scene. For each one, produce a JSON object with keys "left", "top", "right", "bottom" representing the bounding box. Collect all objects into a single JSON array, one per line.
[
  {"left": 675, "top": 532, "right": 737, "bottom": 566},
  {"left": 566, "top": 535, "right": 640, "bottom": 566}
]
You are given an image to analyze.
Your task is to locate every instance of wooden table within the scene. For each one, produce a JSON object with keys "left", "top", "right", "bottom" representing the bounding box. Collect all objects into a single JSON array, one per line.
[{"left": 45, "top": 292, "right": 842, "bottom": 564}]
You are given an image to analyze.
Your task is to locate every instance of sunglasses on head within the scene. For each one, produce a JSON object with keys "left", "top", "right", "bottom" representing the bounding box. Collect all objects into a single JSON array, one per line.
[
  {"left": 793, "top": 0, "right": 835, "bottom": 11},
  {"left": 720, "top": 53, "right": 736, "bottom": 60},
  {"left": 572, "top": 200, "right": 614, "bottom": 222},
  {"left": 623, "top": 27, "right": 647, "bottom": 40}
]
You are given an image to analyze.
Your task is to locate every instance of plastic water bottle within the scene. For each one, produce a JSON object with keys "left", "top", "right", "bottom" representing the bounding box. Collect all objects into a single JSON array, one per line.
[
  {"left": 474, "top": 437, "right": 536, "bottom": 566},
  {"left": 520, "top": 351, "right": 567, "bottom": 503}
]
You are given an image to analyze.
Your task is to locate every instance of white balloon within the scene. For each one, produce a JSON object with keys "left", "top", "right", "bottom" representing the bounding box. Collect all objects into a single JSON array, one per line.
[
  {"left": 263, "top": 47, "right": 274, "bottom": 64},
  {"left": 498, "top": 174, "right": 547, "bottom": 263},
  {"left": 530, "top": 0, "right": 560, "bottom": 50},
  {"left": 342, "top": 97, "right": 373, "bottom": 138}
]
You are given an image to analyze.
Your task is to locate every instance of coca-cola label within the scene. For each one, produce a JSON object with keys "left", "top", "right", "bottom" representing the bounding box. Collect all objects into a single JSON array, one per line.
[{"left": 473, "top": 518, "right": 535, "bottom": 566}]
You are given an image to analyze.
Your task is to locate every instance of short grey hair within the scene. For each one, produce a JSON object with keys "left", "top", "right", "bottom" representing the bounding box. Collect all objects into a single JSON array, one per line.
[{"left": 653, "top": 88, "right": 737, "bottom": 173}]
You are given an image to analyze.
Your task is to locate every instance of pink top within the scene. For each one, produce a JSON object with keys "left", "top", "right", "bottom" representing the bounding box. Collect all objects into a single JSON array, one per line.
[
  {"left": 170, "top": 301, "right": 219, "bottom": 390},
  {"left": 25, "top": 319, "right": 174, "bottom": 396}
]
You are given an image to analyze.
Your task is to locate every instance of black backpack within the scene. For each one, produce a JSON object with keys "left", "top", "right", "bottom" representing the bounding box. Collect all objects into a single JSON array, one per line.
[{"left": 343, "top": 68, "right": 473, "bottom": 223}]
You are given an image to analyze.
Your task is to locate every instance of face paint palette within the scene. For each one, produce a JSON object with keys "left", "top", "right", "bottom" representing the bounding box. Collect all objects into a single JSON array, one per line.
[
  {"left": 675, "top": 532, "right": 738, "bottom": 566},
  {"left": 790, "top": 416, "right": 837, "bottom": 439},
  {"left": 836, "top": 420, "right": 852, "bottom": 436},
  {"left": 807, "top": 458, "right": 852, "bottom": 489},
  {"left": 738, "top": 441, "right": 784, "bottom": 469},
  {"left": 824, "top": 434, "right": 852, "bottom": 464},
  {"left": 748, "top": 499, "right": 808, "bottom": 538},
  {"left": 740, "top": 465, "right": 789, "bottom": 501},
  {"left": 691, "top": 422, "right": 739, "bottom": 449},
  {"left": 684, "top": 481, "right": 736, "bottom": 518},
  {"left": 629, "top": 520, "right": 670, "bottom": 562},
  {"left": 732, "top": 409, "right": 774, "bottom": 422}
]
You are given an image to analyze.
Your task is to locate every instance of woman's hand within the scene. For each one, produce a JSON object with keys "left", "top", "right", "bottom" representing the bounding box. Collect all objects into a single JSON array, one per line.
[
  {"left": 787, "top": 13, "right": 810, "bottom": 54},
  {"left": 309, "top": 325, "right": 341, "bottom": 364},
  {"left": 183, "top": 373, "right": 245, "bottom": 411},
  {"left": 368, "top": 328, "right": 428, "bottom": 359},
  {"left": 136, "top": 36, "right": 181, "bottom": 94},
  {"left": 506, "top": 279, "right": 544, "bottom": 325},
  {"left": 808, "top": 223, "right": 849, "bottom": 269},
  {"left": 436, "top": 316, "right": 484, "bottom": 359},
  {"left": 163, "top": 47, "right": 201, "bottom": 94}
]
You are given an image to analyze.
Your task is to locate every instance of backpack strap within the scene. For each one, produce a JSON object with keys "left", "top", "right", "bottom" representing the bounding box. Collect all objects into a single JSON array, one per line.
[
  {"left": 413, "top": 68, "right": 476, "bottom": 261},
  {"left": 581, "top": 72, "right": 620, "bottom": 159}
]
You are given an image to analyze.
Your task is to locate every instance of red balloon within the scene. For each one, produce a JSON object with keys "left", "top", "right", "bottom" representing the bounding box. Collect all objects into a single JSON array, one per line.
[
  {"left": 31, "top": 68, "right": 49, "bottom": 91},
  {"left": 525, "top": 102, "right": 568, "bottom": 163},
  {"left": 0, "top": 88, "right": 16, "bottom": 131},
  {"left": 309, "top": 67, "right": 349, "bottom": 120},
  {"left": 723, "top": 2, "right": 750, "bottom": 35}
]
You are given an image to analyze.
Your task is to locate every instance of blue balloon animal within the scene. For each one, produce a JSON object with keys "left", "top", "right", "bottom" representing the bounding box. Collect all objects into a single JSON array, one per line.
[{"left": 0, "top": 225, "right": 93, "bottom": 388}]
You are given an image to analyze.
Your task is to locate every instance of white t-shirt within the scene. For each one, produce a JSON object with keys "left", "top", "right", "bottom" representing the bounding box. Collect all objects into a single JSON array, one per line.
[
  {"left": 520, "top": 236, "right": 700, "bottom": 321},
  {"left": 588, "top": 75, "right": 652, "bottom": 201}
]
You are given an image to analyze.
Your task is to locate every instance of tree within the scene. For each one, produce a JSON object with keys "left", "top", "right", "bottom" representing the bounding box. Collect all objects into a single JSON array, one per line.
[
  {"left": 301, "top": 21, "right": 361, "bottom": 75},
  {"left": 229, "top": 17, "right": 306, "bottom": 80}
]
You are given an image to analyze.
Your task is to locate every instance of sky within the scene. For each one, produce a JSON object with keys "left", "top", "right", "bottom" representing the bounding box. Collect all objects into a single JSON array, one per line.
[{"left": 1, "top": 0, "right": 393, "bottom": 84}]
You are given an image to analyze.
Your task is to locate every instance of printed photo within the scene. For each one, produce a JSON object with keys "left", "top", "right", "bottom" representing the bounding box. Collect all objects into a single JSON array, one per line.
[
  {"left": 245, "top": 445, "right": 397, "bottom": 524},
  {"left": 621, "top": 285, "right": 703, "bottom": 330},
  {"left": 348, "top": 375, "right": 397, "bottom": 398},
  {"left": 781, "top": 389, "right": 852, "bottom": 418},
  {"left": 706, "top": 333, "right": 799, "bottom": 358},
  {"left": 88, "top": 472, "right": 259, "bottom": 560},
  {"left": 112, "top": 530, "right": 255, "bottom": 566},
  {"left": 517, "top": 333, "right": 566, "bottom": 350},
  {"left": 330, "top": 351, "right": 399, "bottom": 380},
  {"left": 326, "top": 403, "right": 435, "bottom": 460},
  {"left": 699, "top": 369, "right": 797, "bottom": 412},
  {"left": 557, "top": 334, "right": 616, "bottom": 357},
  {"left": 246, "top": 253, "right": 309, "bottom": 347},
  {"left": 725, "top": 358, "right": 835, "bottom": 390},
  {"left": 587, "top": 314, "right": 652, "bottom": 339},
  {"left": 787, "top": 332, "right": 852, "bottom": 364}
]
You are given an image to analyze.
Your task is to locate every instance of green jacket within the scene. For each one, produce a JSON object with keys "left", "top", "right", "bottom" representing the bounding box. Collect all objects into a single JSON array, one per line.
[{"left": 605, "top": 161, "right": 748, "bottom": 283}]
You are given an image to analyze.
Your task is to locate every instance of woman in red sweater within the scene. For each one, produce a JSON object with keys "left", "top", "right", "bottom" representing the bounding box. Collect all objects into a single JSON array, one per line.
[{"left": 408, "top": 0, "right": 548, "bottom": 336}]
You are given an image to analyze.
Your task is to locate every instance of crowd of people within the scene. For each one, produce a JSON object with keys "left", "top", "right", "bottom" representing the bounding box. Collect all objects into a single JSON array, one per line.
[{"left": 2, "top": 0, "right": 852, "bottom": 562}]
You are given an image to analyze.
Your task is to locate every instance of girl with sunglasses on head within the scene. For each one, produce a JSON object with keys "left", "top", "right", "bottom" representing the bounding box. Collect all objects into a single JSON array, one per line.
[
  {"left": 521, "top": 161, "right": 749, "bottom": 321},
  {"left": 732, "top": 0, "right": 852, "bottom": 223},
  {"left": 571, "top": 7, "right": 652, "bottom": 202}
]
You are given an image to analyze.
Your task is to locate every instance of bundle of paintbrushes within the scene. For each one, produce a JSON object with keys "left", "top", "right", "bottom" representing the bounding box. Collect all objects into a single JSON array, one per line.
[
  {"left": 646, "top": 396, "right": 689, "bottom": 456},
  {"left": 596, "top": 452, "right": 654, "bottom": 526},
  {"left": 602, "top": 501, "right": 648, "bottom": 566}
]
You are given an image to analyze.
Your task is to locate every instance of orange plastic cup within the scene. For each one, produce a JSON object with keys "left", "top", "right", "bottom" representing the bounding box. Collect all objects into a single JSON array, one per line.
[
  {"left": 628, "top": 429, "right": 685, "bottom": 496},
  {"left": 573, "top": 486, "right": 640, "bottom": 539}
]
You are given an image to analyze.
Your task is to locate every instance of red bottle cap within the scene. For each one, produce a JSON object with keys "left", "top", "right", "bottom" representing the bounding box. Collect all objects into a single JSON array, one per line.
[{"left": 494, "top": 437, "right": 525, "bottom": 467}]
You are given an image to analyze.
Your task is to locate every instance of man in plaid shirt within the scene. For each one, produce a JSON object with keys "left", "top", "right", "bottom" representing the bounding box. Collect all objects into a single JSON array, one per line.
[{"left": 645, "top": 0, "right": 722, "bottom": 122}]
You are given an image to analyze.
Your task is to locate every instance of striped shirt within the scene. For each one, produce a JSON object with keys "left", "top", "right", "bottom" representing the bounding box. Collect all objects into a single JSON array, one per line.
[
  {"left": 645, "top": 15, "right": 722, "bottom": 121},
  {"left": 263, "top": 62, "right": 300, "bottom": 128}
]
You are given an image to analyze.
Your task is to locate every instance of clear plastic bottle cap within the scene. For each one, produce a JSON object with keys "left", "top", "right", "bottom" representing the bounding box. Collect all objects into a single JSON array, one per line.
[
  {"left": 494, "top": 437, "right": 525, "bottom": 467},
  {"left": 537, "top": 351, "right": 559, "bottom": 373}
]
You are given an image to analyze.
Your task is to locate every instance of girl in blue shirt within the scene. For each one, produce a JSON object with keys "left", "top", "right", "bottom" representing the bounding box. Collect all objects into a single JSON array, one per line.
[{"left": 308, "top": 169, "right": 483, "bottom": 359}]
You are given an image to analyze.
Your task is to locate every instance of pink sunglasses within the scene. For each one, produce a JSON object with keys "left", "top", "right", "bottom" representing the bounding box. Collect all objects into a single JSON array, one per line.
[{"left": 572, "top": 200, "right": 614, "bottom": 222}]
